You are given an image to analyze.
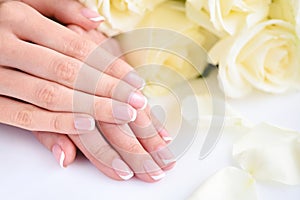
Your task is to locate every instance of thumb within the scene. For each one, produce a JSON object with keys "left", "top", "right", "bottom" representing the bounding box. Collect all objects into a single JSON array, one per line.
[
  {"left": 32, "top": 131, "right": 77, "bottom": 168},
  {"left": 23, "top": 0, "right": 104, "bottom": 30}
]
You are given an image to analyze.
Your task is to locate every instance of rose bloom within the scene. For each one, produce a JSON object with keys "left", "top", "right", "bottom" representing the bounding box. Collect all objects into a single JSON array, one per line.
[
  {"left": 186, "top": 0, "right": 271, "bottom": 37},
  {"left": 269, "top": 0, "right": 300, "bottom": 37},
  {"left": 119, "top": 1, "right": 218, "bottom": 96},
  {"left": 209, "top": 20, "right": 300, "bottom": 98},
  {"left": 79, "top": 0, "right": 166, "bottom": 36}
]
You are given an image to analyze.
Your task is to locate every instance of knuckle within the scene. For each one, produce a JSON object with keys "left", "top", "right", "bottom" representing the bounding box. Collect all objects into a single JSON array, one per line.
[
  {"left": 51, "top": 114, "right": 75, "bottom": 133},
  {"left": 94, "top": 144, "right": 114, "bottom": 158},
  {"left": 0, "top": 1, "right": 27, "bottom": 24},
  {"left": 64, "top": 38, "right": 91, "bottom": 60},
  {"left": 12, "top": 108, "right": 33, "bottom": 129},
  {"left": 51, "top": 114, "right": 62, "bottom": 132},
  {"left": 36, "top": 84, "right": 60, "bottom": 109},
  {"left": 126, "top": 143, "right": 142, "bottom": 153},
  {"left": 99, "top": 77, "right": 116, "bottom": 98},
  {"left": 107, "top": 59, "right": 122, "bottom": 75},
  {"left": 0, "top": 1, "right": 15, "bottom": 13},
  {"left": 51, "top": 58, "right": 78, "bottom": 84},
  {"left": 95, "top": 99, "right": 112, "bottom": 119}
]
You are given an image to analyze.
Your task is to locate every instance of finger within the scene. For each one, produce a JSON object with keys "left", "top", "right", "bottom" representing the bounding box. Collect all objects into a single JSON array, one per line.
[
  {"left": 68, "top": 129, "right": 134, "bottom": 181},
  {"left": 23, "top": 0, "right": 104, "bottom": 30},
  {"left": 129, "top": 109, "right": 176, "bottom": 171},
  {"left": 2, "top": 39, "right": 147, "bottom": 109},
  {"left": 67, "top": 25, "right": 106, "bottom": 45},
  {"left": 32, "top": 131, "right": 77, "bottom": 168},
  {"left": 67, "top": 25, "right": 125, "bottom": 60},
  {"left": 0, "top": 68, "right": 137, "bottom": 124},
  {"left": 5, "top": 2, "right": 144, "bottom": 88},
  {"left": 98, "top": 122, "right": 166, "bottom": 182},
  {"left": 0, "top": 96, "right": 95, "bottom": 134},
  {"left": 144, "top": 105, "right": 173, "bottom": 143}
]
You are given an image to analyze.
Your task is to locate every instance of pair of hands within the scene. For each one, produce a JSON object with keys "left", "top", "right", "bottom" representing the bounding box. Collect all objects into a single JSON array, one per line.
[{"left": 0, "top": 0, "right": 174, "bottom": 182}]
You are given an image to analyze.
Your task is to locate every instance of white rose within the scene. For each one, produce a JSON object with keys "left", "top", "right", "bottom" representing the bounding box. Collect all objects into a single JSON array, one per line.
[
  {"left": 269, "top": 0, "right": 300, "bottom": 37},
  {"left": 118, "top": 1, "right": 218, "bottom": 96},
  {"left": 209, "top": 20, "right": 300, "bottom": 98},
  {"left": 186, "top": 0, "right": 271, "bottom": 37},
  {"left": 79, "top": 0, "right": 166, "bottom": 36}
]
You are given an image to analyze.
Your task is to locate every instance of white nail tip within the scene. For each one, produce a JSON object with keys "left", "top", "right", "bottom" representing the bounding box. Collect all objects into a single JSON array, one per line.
[
  {"left": 59, "top": 151, "right": 65, "bottom": 168},
  {"left": 119, "top": 171, "right": 134, "bottom": 181},
  {"left": 150, "top": 172, "right": 166, "bottom": 181},
  {"left": 112, "top": 158, "right": 134, "bottom": 180},
  {"left": 138, "top": 97, "right": 148, "bottom": 111},
  {"left": 89, "top": 16, "right": 105, "bottom": 22},
  {"left": 162, "top": 158, "right": 176, "bottom": 166},
  {"left": 130, "top": 109, "right": 137, "bottom": 122},
  {"left": 163, "top": 136, "right": 173, "bottom": 142},
  {"left": 139, "top": 81, "right": 146, "bottom": 91},
  {"left": 88, "top": 118, "right": 95, "bottom": 131}
]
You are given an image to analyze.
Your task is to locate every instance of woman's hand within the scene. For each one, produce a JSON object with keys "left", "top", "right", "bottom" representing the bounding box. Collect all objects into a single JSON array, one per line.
[
  {"left": 33, "top": 25, "right": 175, "bottom": 182},
  {"left": 0, "top": 1, "right": 147, "bottom": 133},
  {"left": 0, "top": 1, "right": 175, "bottom": 182}
]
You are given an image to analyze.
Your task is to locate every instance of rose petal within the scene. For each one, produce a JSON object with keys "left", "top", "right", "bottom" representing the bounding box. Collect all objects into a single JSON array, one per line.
[
  {"left": 188, "top": 167, "right": 258, "bottom": 200},
  {"left": 80, "top": 0, "right": 166, "bottom": 36},
  {"left": 186, "top": 0, "right": 270, "bottom": 36},
  {"left": 233, "top": 123, "right": 300, "bottom": 185}
]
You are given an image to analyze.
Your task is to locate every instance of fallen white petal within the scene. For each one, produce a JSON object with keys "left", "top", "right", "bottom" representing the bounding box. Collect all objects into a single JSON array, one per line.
[
  {"left": 188, "top": 167, "right": 257, "bottom": 200},
  {"left": 233, "top": 123, "right": 300, "bottom": 185}
]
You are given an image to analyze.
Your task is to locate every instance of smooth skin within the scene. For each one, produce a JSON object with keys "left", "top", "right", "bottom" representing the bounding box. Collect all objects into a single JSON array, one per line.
[{"left": 0, "top": 0, "right": 175, "bottom": 182}]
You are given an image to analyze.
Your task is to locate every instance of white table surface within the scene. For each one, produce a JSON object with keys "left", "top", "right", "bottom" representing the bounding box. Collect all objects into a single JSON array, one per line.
[{"left": 1, "top": 90, "right": 300, "bottom": 200}]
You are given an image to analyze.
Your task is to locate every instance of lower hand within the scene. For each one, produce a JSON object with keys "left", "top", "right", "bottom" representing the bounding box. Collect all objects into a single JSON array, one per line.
[{"left": 34, "top": 25, "right": 175, "bottom": 183}]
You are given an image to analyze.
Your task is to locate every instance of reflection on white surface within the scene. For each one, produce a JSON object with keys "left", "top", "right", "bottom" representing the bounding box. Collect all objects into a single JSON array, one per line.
[{"left": 1, "top": 91, "right": 300, "bottom": 200}]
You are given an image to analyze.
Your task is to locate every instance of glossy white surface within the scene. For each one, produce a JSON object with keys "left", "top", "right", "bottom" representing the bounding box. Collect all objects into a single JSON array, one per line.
[{"left": 1, "top": 91, "right": 300, "bottom": 200}]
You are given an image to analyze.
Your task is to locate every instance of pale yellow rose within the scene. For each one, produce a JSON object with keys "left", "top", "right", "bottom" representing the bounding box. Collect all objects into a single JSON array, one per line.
[
  {"left": 119, "top": 1, "right": 218, "bottom": 96},
  {"left": 186, "top": 0, "right": 271, "bottom": 37},
  {"left": 209, "top": 20, "right": 300, "bottom": 98},
  {"left": 269, "top": 0, "right": 300, "bottom": 37},
  {"left": 79, "top": 0, "right": 166, "bottom": 36}
]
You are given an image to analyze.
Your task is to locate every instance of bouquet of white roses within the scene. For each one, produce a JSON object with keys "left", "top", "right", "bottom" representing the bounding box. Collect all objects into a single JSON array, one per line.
[
  {"left": 80, "top": 0, "right": 300, "bottom": 98},
  {"left": 78, "top": 1, "right": 300, "bottom": 199}
]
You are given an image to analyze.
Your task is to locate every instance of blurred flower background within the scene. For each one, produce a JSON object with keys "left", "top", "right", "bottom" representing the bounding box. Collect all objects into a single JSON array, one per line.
[
  {"left": 78, "top": 1, "right": 300, "bottom": 199},
  {"left": 80, "top": 0, "right": 300, "bottom": 98}
]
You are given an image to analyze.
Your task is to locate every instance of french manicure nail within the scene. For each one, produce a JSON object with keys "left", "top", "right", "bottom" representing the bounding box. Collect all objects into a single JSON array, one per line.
[
  {"left": 89, "top": 16, "right": 105, "bottom": 22},
  {"left": 74, "top": 116, "right": 95, "bottom": 131},
  {"left": 52, "top": 144, "right": 65, "bottom": 168},
  {"left": 159, "top": 128, "right": 173, "bottom": 142},
  {"left": 143, "top": 160, "right": 165, "bottom": 181},
  {"left": 129, "top": 92, "right": 148, "bottom": 110},
  {"left": 114, "top": 105, "right": 137, "bottom": 122},
  {"left": 156, "top": 146, "right": 176, "bottom": 166},
  {"left": 81, "top": 8, "right": 105, "bottom": 22},
  {"left": 123, "top": 72, "right": 146, "bottom": 90},
  {"left": 112, "top": 158, "right": 134, "bottom": 180}
]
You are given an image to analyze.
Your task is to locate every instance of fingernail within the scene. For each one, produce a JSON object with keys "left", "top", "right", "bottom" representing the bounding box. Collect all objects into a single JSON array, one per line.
[
  {"left": 112, "top": 158, "right": 134, "bottom": 180},
  {"left": 143, "top": 160, "right": 165, "bottom": 181},
  {"left": 156, "top": 146, "right": 176, "bottom": 166},
  {"left": 159, "top": 128, "right": 173, "bottom": 142},
  {"left": 52, "top": 144, "right": 65, "bottom": 168},
  {"left": 81, "top": 8, "right": 105, "bottom": 22},
  {"left": 129, "top": 92, "right": 148, "bottom": 110},
  {"left": 113, "top": 105, "right": 137, "bottom": 122},
  {"left": 123, "top": 72, "right": 146, "bottom": 90},
  {"left": 74, "top": 116, "right": 95, "bottom": 131}
]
